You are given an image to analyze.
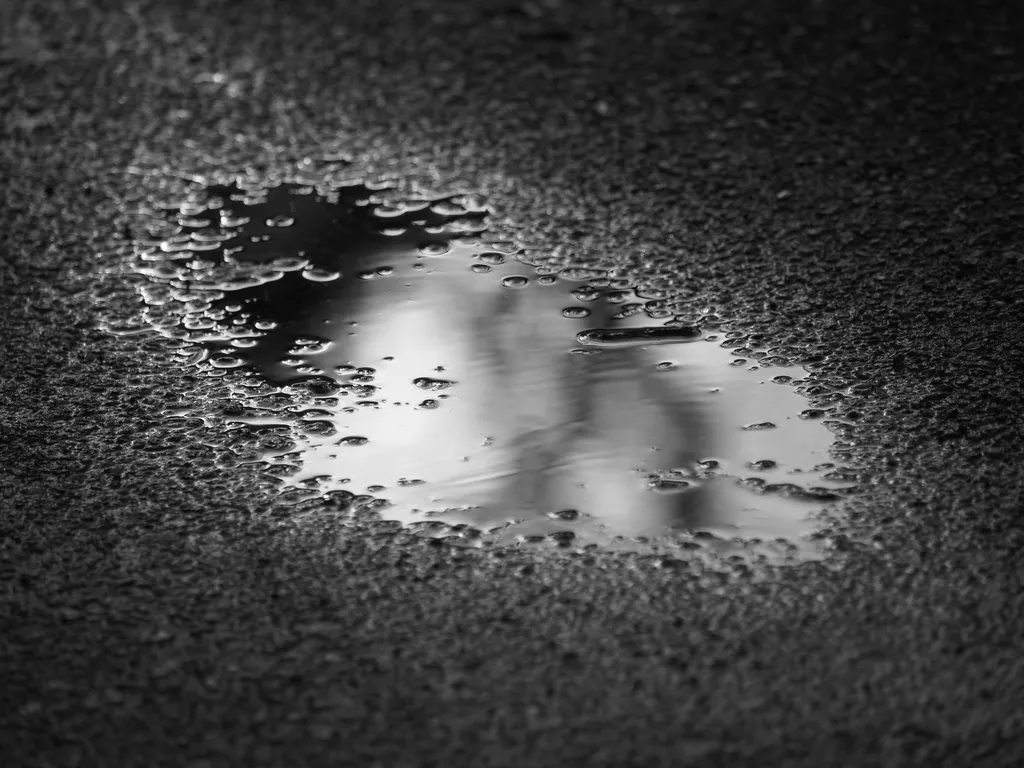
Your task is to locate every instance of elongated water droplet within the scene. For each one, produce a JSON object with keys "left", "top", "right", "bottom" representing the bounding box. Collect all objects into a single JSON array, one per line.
[
  {"left": 576, "top": 326, "right": 702, "bottom": 347},
  {"left": 413, "top": 377, "right": 455, "bottom": 391}
]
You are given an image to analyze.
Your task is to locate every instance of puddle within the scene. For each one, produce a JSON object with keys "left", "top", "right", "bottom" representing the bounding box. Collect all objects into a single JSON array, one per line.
[{"left": 125, "top": 180, "right": 856, "bottom": 559}]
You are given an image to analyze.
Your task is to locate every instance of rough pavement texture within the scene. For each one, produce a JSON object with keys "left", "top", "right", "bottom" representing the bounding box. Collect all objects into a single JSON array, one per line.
[{"left": 2, "top": 1, "right": 1024, "bottom": 765}]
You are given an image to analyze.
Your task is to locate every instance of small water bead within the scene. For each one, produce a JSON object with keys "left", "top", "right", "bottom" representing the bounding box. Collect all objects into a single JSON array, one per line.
[
  {"left": 488, "top": 240, "right": 519, "bottom": 253},
  {"left": 519, "top": 535, "right": 547, "bottom": 545},
  {"left": 302, "top": 420, "right": 336, "bottom": 436},
  {"left": 559, "top": 267, "right": 605, "bottom": 281},
  {"left": 538, "top": 276, "right": 557, "bottom": 285},
  {"left": 647, "top": 479, "right": 693, "bottom": 493},
  {"left": 419, "top": 243, "right": 449, "bottom": 256},
  {"left": 419, "top": 399, "right": 440, "bottom": 409},
  {"left": 413, "top": 377, "right": 455, "bottom": 391},
  {"left": 502, "top": 276, "right": 530, "bottom": 289},
  {"left": 549, "top": 509, "right": 580, "bottom": 521},
  {"left": 209, "top": 354, "right": 246, "bottom": 369},
  {"left": 186, "top": 240, "right": 222, "bottom": 252},
  {"left": 743, "top": 422, "right": 777, "bottom": 431},
  {"left": 302, "top": 268, "right": 341, "bottom": 282},
  {"left": 799, "top": 409, "right": 827, "bottom": 420},
  {"left": 571, "top": 286, "right": 601, "bottom": 302},
  {"left": 452, "top": 193, "right": 488, "bottom": 211},
  {"left": 375, "top": 266, "right": 394, "bottom": 277},
  {"left": 749, "top": 460, "right": 778, "bottom": 471},
  {"left": 430, "top": 201, "right": 467, "bottom": 216},
  {"left": 269, "top": 257, "right": 309, "bottom": 272},
  {"left": 655, "top": 362, "right": 676, "bottom": 371},
  {"left": 178, "top": 216, "right": 212, "bottom": 228},
  {"left": 266, "top": 215, "right": 295, "bottom": 227},
  {"left": 471, "top": 264, "right": 491, "bottom": 274},
  {"left": 337, "top": 436, "right": 369, "bottom": 446},
  {"left": 477, "top": 252, "right": 506, "bottom": 266},
  {"left": 561, "top": 306, "right": 591, "bottom": 319}
]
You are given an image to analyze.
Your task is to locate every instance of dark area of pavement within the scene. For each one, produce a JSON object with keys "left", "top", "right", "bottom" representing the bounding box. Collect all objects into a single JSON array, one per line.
[{"left": 2, "top": 1, "right": 1023, "bottom": 765}]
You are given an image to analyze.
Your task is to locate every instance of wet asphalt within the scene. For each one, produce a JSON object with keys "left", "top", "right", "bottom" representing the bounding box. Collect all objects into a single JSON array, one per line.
[{"left": 2, "top": 1, "right": 1024, "bottom": 765}]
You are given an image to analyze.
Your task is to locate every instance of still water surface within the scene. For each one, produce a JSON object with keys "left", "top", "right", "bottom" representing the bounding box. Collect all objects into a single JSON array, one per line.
[{"left": 129, "top": 181, "right": 854, "bottom": 556}]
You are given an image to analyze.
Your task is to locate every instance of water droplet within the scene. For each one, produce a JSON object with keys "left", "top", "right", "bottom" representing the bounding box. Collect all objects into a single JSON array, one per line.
[
  {"left": 655, "top": 361, "right": 676, "bottom": 371},
  {"left": 743, "top": 422, "right": 777, "bottom": 431},
  {"left": 799, "top": 409, "right": 827, "bottom": 420},
  {"left": 502, "top": 276, "right": 530, "bottom": 289},
  {"left": 413, "top": 377, "right": 455, "bottom": 391},
  {"left": 471, "top": 264, "right": 491, "bottom": 273},
  {"left": 337, "top": 436, "right": 369, "bottom": 446},
  {"left": 749, "top": 460, "right": 778, "bottom": 471},
  {"left": 419, "top": 243, "right": 449, "bottom": 256},
  {"left": 419, "top": 399, "right": 440, "bottom": 409},
  {"left": 559, "top": 267, "right": 605, "bottom": 281},
  {"left": 302, "top": 268, "right": 341, "bottom": 282},
  {"left": 549, "top": 509, "right": 580, "bottom": 521},
  {"left": 647, "top": 479, "right": 693, "bottom": 493},
  {"left": 576, "top": 326, "right": 702, "bottom": 347},
  {"left": 478, "top": 252, "right": 506, "bottom": 265},
  {"left": 571, "top": 286, "right": 602, "bottom": 302},
  {"left": 266, "top": 215, "right": 295, "bottom": 227},
  {"left": 210, "top": 354, "right": 245, "bottom": 368},
  {"left": 561, "top": 307, "right": 591, "bottom": 319}
]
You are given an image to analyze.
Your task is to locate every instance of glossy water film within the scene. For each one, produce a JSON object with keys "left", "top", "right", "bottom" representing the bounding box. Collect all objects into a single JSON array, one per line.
[{"left": 126, "top": 180, "right": 856, "bottom": 559}]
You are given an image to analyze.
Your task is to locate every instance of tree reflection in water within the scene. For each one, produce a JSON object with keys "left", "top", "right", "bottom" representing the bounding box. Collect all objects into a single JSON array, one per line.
[{"left": 143, "top": 182, "right": 850, "bottom": 553}]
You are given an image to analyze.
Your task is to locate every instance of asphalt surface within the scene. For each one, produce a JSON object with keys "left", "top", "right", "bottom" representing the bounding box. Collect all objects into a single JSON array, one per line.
[{"left": 2, "top": 1, "right": 1024, "bottom": 765}]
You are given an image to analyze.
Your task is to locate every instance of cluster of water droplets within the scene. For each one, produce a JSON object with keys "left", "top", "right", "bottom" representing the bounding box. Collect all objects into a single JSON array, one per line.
[{"left": 111, "top": 173, "right": 860, "bottom": 561}]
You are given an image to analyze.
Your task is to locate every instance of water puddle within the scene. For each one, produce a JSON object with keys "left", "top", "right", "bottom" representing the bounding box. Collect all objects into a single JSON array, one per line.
[{"left": 124, "top": 180, "right": 856, "bottom": 559}]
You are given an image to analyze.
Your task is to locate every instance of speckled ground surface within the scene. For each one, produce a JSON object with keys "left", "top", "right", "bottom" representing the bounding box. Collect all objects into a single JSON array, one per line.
[{"left": 2, "top": 1, "right": 1023, "bottom": 765}]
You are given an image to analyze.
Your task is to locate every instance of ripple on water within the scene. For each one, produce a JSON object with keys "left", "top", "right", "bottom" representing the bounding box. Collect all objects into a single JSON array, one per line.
[{"left": 127, "top": 181, "right": 856, "bottom": 561}]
